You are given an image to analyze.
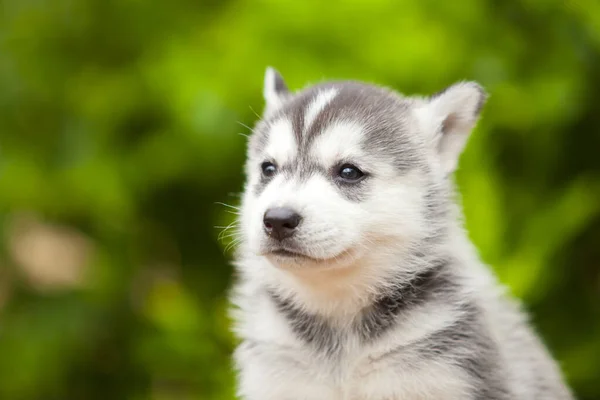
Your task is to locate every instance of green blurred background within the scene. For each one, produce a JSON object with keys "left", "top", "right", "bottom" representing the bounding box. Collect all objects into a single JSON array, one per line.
[{"left": 0, "top": 0, "right": 599, "bottom": 399}]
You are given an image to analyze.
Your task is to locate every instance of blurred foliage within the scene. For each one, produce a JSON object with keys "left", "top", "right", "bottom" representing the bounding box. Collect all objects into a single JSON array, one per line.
[{"left": 0, "top": 0, "right": 599, "bottom": 399}]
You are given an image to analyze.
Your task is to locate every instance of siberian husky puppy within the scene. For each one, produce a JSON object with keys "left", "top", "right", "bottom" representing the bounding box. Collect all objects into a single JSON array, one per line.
[{"left": 229, "top": 67, "right": 574, "bottom": 400}]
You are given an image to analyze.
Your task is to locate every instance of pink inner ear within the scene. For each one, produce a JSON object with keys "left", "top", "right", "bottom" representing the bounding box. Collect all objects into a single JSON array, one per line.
[
  {"left": 441, "top": 112, "right": 459, "bottom": 135},
  {"left": 441, "top": 110, "right": 474, "bottom": 138}
]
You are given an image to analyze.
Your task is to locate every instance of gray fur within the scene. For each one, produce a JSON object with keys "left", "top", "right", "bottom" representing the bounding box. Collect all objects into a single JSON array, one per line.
[
  {"left": 254, "top": 82, "right": 422, "bottom": 172},
  {"left": 231, "top": 70, "right": 574, "bottom": 400},
  {"left": 269, "top": 259, "right": 457, "bottom": 355}
]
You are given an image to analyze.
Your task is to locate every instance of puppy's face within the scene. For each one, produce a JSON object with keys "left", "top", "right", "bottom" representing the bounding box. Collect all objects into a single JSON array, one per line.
[{"left": 240, "top": 69, "right": 485, "bottom": 270}]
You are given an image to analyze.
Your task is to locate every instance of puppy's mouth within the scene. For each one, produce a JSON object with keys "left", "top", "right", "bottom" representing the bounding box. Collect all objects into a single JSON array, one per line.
[
  {"left": 262, "top": 245, "right": 357, "bottom": 267},
  {"left": 267, "top": 247, "right": 318, "bottom": 261}
]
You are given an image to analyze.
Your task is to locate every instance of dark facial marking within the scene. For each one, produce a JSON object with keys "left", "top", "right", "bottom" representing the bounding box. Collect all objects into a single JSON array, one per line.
[
  {"left": 305, "top": 83, "right": 421, "bottom": 173},
  {"left": 274, "top": 90, "right": 315, "bottom": 147},
  {"left": 250, "top": 81, "right": 425, "bottom": 200},
  {"left": 304, "top": 85, "right": 361, "bottom": 146}
]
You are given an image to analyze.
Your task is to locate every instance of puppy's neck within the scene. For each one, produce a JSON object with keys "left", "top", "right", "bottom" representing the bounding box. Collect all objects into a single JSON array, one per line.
[
  {"left": 259, "top": 220, "right": 478, "bottom": 320},
  {"left": 262, "top": 246, "right": 437, "bottom": 318}
]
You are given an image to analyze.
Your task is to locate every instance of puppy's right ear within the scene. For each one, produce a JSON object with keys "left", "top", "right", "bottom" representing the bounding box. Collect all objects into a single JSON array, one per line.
[
  {"left": 263, "top": 67, "right": 290, "bottom": 116},
  {"left": 414, "top": 81, "right": 487, "bottom": 175}
]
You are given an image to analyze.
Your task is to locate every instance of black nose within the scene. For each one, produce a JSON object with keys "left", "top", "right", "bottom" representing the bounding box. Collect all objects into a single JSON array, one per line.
[{"left": 263, "top": 207, "right": 301, "bottom": 240}]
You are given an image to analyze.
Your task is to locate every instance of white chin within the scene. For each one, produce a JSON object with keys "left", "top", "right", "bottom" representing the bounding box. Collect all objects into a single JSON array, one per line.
[{"left": 263, "top": 248, "right": 358, "bottom": 270}]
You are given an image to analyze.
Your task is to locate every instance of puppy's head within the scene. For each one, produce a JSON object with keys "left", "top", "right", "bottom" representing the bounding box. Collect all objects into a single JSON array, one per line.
[{"left": 240, "top": 68, "right": 486, "bottom": 270}]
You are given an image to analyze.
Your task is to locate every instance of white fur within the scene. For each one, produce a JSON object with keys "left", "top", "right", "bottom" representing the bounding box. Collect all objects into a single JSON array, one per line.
[
  {"left": 232, "top": 76, "right": 573, "bottom": 400},
  {"left": 311, "top": 120, "right": 366, "bottom": 167},
  {"left": 414, "top": 82, "right": 484, "bottom": 174},
  {"left": 304, "top": 88, "right": 338, "bottom": 133},
  {"left": 264, "top": 117, "right": 296, "bottom": 165}
]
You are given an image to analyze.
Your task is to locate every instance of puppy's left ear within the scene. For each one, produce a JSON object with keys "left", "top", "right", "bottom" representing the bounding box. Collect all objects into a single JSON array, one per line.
[
  {"left": 415, "top": 82, "right": 487, "bottom": 174},
  {"left": 263, "top": 67, "right": 290, "bottom": 116}
]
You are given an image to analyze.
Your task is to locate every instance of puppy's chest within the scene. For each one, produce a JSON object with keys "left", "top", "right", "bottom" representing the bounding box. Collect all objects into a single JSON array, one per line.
[
  {"left": 248, "top": 340, "right": 463, "bottom": 400},
  {"left": 236, "top": 287, "right": 470, "bottom": 399}
]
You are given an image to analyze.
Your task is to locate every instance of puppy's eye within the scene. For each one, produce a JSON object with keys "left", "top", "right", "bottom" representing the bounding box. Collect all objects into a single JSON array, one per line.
[
  {"left": 261, "top": 162, "right": 277, "bottom": 177},
  {"left": 338, "top": 164, "right": 364, "bottom": 182}
]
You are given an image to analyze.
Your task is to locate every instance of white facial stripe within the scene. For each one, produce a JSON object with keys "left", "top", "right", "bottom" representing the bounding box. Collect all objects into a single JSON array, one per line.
[
  {"left": 311, "top": 120, "right": 365, "bottom": 167},
  {"left": 304, "top": 88, "right": 338, "bottom": 133},
  {"left": 265, "top": 118, "right": 296, "bottom": 165}
]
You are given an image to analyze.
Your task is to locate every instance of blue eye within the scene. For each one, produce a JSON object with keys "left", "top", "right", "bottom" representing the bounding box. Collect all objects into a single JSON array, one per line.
[
  {"left": 261, "top": 162, "right": 277, "bottom": 177},
  {"left": 338, "top": 164, "right": 364, "bottom": 182}
]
